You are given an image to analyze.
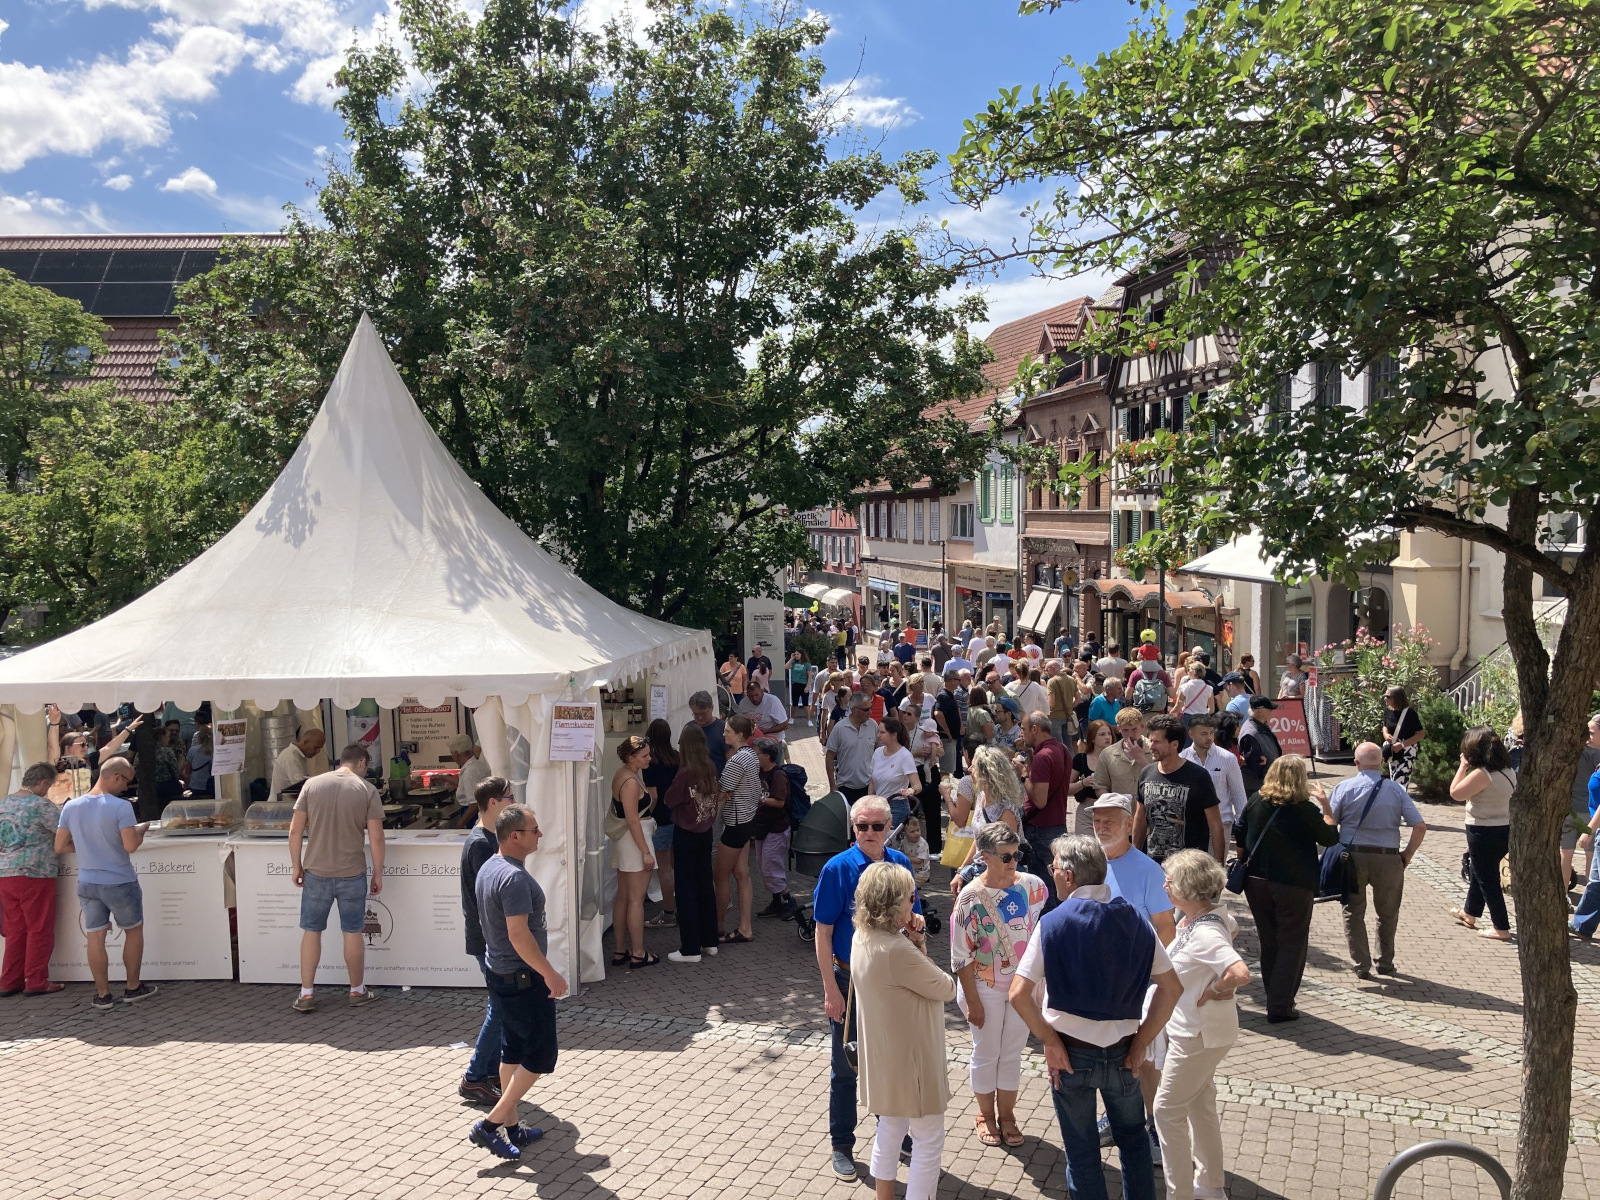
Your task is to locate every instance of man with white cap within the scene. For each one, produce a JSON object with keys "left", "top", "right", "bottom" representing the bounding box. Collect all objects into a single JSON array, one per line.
[{"left": 449, "top": 733, "right": 489, "bottom": 824}]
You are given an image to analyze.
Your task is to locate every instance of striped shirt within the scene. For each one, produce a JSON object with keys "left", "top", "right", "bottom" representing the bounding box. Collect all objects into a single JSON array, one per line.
[{"left": 719, "top": 747, "right": 764, "bottom": 826}]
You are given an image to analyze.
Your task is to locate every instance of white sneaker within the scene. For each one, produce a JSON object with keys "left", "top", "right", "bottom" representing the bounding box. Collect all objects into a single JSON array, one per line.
[
  {"left": 667, "top": 951, "right": 702, "bottom": 964},
  {"left": 704, "top": 945, "right": 718, "bottom": 955}
]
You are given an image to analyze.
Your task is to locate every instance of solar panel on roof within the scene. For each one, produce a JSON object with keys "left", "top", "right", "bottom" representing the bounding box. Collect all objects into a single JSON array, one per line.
[
  {"left": 177, "top": 251, "right": 219, "bottom": 281},
  {"left": 103, "top": 251, "right": 186, "bottom": 283},
  {"left": 37, "top": 283, "right": 100, "bottom": 308},
  {"left": 32, "top": 252, "right": 111, "bottom": 283},
  {"left": 92, "top": 282, "right": 176, "bottom": 317},
  {"left": 0, "top": 251, "right": 39, "bottom": 280}
]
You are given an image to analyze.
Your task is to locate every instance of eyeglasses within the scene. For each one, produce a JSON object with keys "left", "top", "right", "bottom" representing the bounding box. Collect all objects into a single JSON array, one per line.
[
  {"left": 854, "top": 821, "right": 887, "bottom": 833},
  {"left": 991, "top": 851, "right": 1019, "bottom": 864}
]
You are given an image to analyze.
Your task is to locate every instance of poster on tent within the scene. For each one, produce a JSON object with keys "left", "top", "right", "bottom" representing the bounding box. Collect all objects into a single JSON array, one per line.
[
  {"left": 212, "top": 718, "right": 248, "bottom": 778},
  {"left": 649, "top": 685, "right": 668, "bottom": 724},
  {"left": 231, "top": 833, "right": 476, "bottom": 987},
  {"left": 550, "top": 703, "right": 599, "bottom": 761},
  {"left": 0, "top": 839, "right": 233, "bottom": 981},
  {"left": 399, "top": 697, "right": 459, "bottom": 766}
]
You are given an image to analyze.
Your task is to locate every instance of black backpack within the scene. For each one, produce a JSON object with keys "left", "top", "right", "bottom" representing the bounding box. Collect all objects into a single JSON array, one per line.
[{"left": 783, "top": 762, "right": 812, "bottom": 822}]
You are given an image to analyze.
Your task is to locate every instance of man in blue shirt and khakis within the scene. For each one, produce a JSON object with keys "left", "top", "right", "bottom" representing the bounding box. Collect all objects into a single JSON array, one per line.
[{"left": 812, "top": 794, "right": 923, "bottom": 1181}]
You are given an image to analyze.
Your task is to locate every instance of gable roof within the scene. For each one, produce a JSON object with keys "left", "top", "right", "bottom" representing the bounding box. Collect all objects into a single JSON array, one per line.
[{"left": 928, "top": 297, "right": 1094, "bottom": 430}]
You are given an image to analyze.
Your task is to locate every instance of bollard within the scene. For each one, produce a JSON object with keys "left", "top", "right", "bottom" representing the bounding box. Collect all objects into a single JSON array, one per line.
[{"left": 1372, "top": 1139, "right": 1512, "bottom": 1200}]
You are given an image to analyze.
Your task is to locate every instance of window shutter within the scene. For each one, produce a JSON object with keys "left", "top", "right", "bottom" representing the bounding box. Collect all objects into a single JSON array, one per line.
[
  {"left": 980, "top": 468, "right": 994, "bottom": 522},
  {"left": 1130, "top": 510, "right": 1142, "bottom": 541},
  {"left": 1000, "top": 465, "right": 1015, "bottom": 524},
  {"left": 1112, "top": 511, "right": 1122, "bottom": 551},
  {"left": 930, "top": 500, "right": 940, "bottom": 543}
]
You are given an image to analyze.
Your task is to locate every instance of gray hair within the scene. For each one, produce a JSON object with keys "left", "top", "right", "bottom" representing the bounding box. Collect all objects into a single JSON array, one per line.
[
  {"left": 1024, "top": 712, "right": 1052, "bottom": 733},
  {"left": 689, "top": 690, "right": 713, "bottom": 709},
  {"left": 975, "top": 822, "right": 1021, "bottom": 855},
  {"left": 1163, "top": 849, "right": 1227, "bottom": 904},
  {"left": 751, "top": 737, "right": 781, "bottom": 762},
  {"left": 848, "top": 691, "right": 872, "bottom": 710},
  {"left": 1050, "top": 834, "right": 1107, "bottom": 886},
  {"left": 849, "top": 794, "right": 892, "bottom": 822}
]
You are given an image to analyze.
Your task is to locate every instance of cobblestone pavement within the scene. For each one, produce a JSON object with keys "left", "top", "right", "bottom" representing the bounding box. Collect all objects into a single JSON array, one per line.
[{"left": 2, "top": 728, "right": 1595, "bottom": 1198}]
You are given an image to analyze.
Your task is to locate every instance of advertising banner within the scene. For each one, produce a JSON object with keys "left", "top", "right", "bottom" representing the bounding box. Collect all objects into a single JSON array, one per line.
[
  {"left": 212, "top": 718, "right": 248, "bottom": 778},
  {"left": 742, "top": 597, "right": 785, "bottom": 666},
  {"left": 1270, "top": 697, "right": 1313, "bottom": 757},
  {"left": 550, "top": 702, "right": 600, "bottom": 762}
]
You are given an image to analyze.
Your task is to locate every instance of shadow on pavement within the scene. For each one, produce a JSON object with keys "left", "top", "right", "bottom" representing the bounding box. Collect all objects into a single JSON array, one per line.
[{"left": 1237, "top": 1008, "right": 1473, "bottom": 1071}]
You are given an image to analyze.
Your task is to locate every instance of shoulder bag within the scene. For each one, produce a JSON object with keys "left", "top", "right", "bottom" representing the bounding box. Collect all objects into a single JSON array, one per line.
[
  {"left": 1226, "top": 805, "right": 1283, "bottom": 894},
  {"left": 1317, "top": 776, "right": 1384, "bottom": 901}
]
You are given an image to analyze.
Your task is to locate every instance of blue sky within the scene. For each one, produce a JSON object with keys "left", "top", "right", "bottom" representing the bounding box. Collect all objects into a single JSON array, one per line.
[{"left": 0, "top": 0, "right": 1138, "bottom": 330}]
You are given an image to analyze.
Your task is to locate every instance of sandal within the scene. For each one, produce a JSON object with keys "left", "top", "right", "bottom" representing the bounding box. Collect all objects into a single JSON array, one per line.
[
  {"left": 1448, "top": 909, "right": 1478, "bottom": 930},
  {"left": 1479, "top": 928, "right": 1513, "bottom": 942},
  {"left": 611, "top": 949, "right": 629, "bottom": 966},
  {"left": 720, "top": 931, "right": 754, "bottom": 944},
  {"left": 1000, "top": 1119, "right": 1024, "bottom": 1147},
  {"left": 630, "top": 952, "right": 661, "bottom": 969},
  {"left": 975, "top": 1115, "right": 1002, "bottom": 1146}
]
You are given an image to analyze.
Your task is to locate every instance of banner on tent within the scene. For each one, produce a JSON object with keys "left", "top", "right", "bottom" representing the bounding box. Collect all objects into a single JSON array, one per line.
[
  {"left": 213, "top": 719, "right": 247, "bottom": 778},
  {"left": 550, "top": 703, "right": 599, "bottom": 762}
]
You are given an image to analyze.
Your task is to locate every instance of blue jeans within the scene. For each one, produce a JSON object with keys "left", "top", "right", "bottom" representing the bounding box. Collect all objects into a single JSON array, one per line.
[
  {"left": 888, "top": 796, "right": 912, "bottom": 830},
  {"left": 828, "top": 965, "right": 858, "bottom": 1151},
  {"left": 78, "top": 880, "right": 144, "bottom": 933},
  {"left": 299, "top": 871, "right": 367, "bottom": 933},
  {"left": 466, "top": 954, "right": 503, "bottom": 1081},
  {"left": 1574, "top": 853, "right": 1600, "bottom": 937},
  {"left": 1050, "top": 1040, "right": 1156, "bottom": 1200}
]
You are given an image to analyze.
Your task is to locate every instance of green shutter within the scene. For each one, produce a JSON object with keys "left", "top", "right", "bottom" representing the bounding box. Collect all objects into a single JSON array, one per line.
[
  {"left": 979, "top": 467, "right": 994, "bottom": 522},
  {"left": 1000, "top": 465, "right": 1015, "bottom": 524},
  {"left": 1130, "top": 510, "right": 1142, "bottom": 541},
  {"left": 1112, "top": 510, "right": 1122, "bottom": 551}
]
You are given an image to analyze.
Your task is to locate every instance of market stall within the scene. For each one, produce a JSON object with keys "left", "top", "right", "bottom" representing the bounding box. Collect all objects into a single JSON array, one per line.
[{"left": 0, "top": 315, "right": 714, "bottom": 989}]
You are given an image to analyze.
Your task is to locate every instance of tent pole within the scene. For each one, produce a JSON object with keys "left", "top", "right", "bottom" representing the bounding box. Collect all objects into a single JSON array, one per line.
[{"left": 570, "top": 756, "right": 583, "bottom": 998}]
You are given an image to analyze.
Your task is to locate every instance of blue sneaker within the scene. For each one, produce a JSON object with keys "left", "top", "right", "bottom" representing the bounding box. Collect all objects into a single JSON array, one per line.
[
  {"left": 1148, "top": 1121, "right": 1163, "bottom": 1170},
  {"left": 1097, "top": 1113, "right": 1113, "bottom": 1147},
  {"left": 470, "top": 1120, "right": 520, "bottom": 1160},
  {"left": 506, "top": 1124, "right": 544, "bottom": 1149}
]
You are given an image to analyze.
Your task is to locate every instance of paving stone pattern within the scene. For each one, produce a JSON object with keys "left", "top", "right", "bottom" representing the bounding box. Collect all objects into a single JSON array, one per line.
[{"left": 1, "top": 729, "right": 1595, "bottom": 1198}]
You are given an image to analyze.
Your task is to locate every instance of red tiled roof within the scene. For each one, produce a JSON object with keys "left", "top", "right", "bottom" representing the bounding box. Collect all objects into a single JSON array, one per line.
[
  {"left": 95, "top": 318, "right": 179, "bottom": 405},
  {"left": 0, "top": 233, "right": 284, "bottom": 252},
  {"left": 928, "top": 297, "right": 1095, "bottom": 430}
]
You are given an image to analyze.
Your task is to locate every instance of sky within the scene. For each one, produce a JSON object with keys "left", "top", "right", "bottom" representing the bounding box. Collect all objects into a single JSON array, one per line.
[{"left": 0, "top": 0, "right": 1141, "bottom": 332}]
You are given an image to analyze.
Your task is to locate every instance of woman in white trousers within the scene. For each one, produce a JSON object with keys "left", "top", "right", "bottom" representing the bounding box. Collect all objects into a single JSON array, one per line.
[
  {"left": 950, "top": 822, "right": 1050, "bottom": 1147},
  {"left": 851, "top": 860, "right": 955, "bottom": 1200},
  {"left": 1153, "top": 850, "right": 1251, "bottom": 1200}
]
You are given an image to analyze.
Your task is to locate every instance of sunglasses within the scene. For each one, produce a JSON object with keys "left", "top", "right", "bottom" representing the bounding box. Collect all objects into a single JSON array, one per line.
[
  {"left": 990, "top": 851, "right": 1019, "bottom": 864},
  {"left": 854, "top": 821, "right": 887, "bottom": 833}
]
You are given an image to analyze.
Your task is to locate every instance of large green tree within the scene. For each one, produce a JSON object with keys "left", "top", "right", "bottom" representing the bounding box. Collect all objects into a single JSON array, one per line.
[
  {"left": 165, "top": 0, "right": 994, "bottom": 630},
  {"left": 953, "top": 1, "right": 1600, "bottom": 1194}
]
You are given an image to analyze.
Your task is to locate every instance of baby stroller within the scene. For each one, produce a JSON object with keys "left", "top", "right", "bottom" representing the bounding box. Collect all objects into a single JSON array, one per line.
[
  {"left": 790, "top": 791, "right": 853, "bottom": 943},
  {"left": 886, "top": 818, "right": 942, "bottom": 937}
]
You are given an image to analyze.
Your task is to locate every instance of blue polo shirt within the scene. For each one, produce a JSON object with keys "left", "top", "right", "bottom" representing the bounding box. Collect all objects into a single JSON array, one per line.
[
  {"left": 812, "top": 843, "right": 922, "bottom": 965},
  {"left": 1104, "top": 845, "right": 1173, "bottom": 925},
  {"left": 1226, "top": 693, "right": 1251, "bottom": 717}
]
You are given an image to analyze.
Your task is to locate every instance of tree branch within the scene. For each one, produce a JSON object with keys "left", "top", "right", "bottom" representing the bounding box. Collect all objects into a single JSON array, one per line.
[{"left": 1398, "top": 504, "right": 1573, "bottom": 592}]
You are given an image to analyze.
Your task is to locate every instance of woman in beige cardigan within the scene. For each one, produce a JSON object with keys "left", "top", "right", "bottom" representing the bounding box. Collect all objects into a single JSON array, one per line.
[{"left": 852, "top": 861, "right": 957, "bottom": 1200}]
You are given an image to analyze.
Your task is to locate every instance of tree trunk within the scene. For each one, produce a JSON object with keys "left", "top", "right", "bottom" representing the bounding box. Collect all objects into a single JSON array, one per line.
[{"left": 1509, "top": 556, "right": 1600, "bottom": 1200}]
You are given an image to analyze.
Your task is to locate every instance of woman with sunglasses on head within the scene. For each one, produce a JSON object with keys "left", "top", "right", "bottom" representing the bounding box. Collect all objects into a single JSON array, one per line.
[{"left": 950, "top": 821, "right": 1049, "bottom": 1150}]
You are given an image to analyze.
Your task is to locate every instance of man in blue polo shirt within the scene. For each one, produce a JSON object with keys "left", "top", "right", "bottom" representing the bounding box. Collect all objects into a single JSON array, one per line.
[{"left": 812, "top": 794, "right": 924, "bottom": 1182}]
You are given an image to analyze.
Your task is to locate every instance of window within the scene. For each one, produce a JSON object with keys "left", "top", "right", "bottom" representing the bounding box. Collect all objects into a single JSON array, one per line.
[
  {"left": 896, "top": 501, "right": 908, "bottom": 540},
  {"left": 877, "top": 501, "right": 888, "bottom": 540},
  {"left": 844, "top": 538, "right": 855, "bottom": 566},
  {"left": 951, "top": 502, "right": 975, "bottom": 540},
  {"left": 828, "top": 535, "right": 838, "bottom": 563},
  {"left": 914, "top": 500, "right": 924, "bottom": 542},
  {"left": 979, "top": 467, "right": 996, "bottom": 522},
  {"left": 1314, "top": 360, "right": 1341, "bottom": 408},
  {"left": 1114, "top": 509, "right": 1142, "bottom": 550},
  {"left": 1000, "top": 464, "right": 1015, "bottom": 524},
  {"left": 1268, "top": 373, "right": 1293, "bottom": 432},
  {"left": 1089, "top": 450, "right": 1102, "bottom": 510},
  {"left": 1169, "top": 394, "right": 1185, "bottom": 432},
  {"left": 1368, "top": 354, "right": 1401, "bottom": 406},
  {"left": 930, "top": 500, "right": 939, "bottom": 544}
]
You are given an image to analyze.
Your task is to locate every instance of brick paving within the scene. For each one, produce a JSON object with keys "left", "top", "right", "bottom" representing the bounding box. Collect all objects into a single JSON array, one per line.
[{"left": 0, "top": 729, "right": 1592, "bottom": 1198}]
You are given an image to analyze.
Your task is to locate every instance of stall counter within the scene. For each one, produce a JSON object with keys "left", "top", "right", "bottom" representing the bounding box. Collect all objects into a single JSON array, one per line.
[
  {"left": 230, "top": 829, "right": 479, "bottom": 987},
  {"left": 0, "top": 833, "right": 233, "bottom": 982}
]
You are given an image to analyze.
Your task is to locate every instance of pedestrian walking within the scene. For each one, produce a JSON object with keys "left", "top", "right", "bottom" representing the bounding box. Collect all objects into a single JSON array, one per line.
[
  {"left": 1331, "top": 742, "right": 1428, "bottom": 975},
  {"left": 1152, "top": 850, "right": 1250, "bottom": 1200},
  {"left": 1180, "top": 716, "right": 1248, "bottom": 848},
  {"left": 1010, "top": 834, "right": 1182, "bottom": 1200},
  {"left": 1234, "top": 755, "right": 1339, "bottom": 1022},
  {"left": 0, "top": 762, "right": 64, "bottom": 996},
  {"left": 1562, "top": 714, "right": 1600, "bottom": 889},
  {"left": 1135, "top": 715, "right": 1225, "bottom": 864},
  {"left": 1448, "top": 729, "right": 1515, "bottom": 941},
  {"left": 664, "top": 724, "right": 722, "bottom": 963},
  {"left": 852, "top": 860, "right": 953, "bottom": 1200},
  {"left": 287, "top": 743, "right": 385, "bottom": 1012},
  {"left": 459, "top": 775, "right": 518, "bottom": 1105},
  {"left": 53, "top": 758, "right": 158, "bottom": 1009},
  {"left": 720, "top": 651, "right": 747, "bottom": 700},
  {"left": 869, "top": 717, "right": 919, "bottom": 830},
  {"left": 468, "top": 803, "right": 568, "bottom": 1161},
  {"left": 952, "top": 823, "right": 1048, "bottom": 1149},
  {"left": 812, "top": 795, "right": 923, "bottom": 1180},
  {"left": 1021, "top": 713, "right": 1071, "bottom": 911},
  {"left": 1237, "top": 697, "right": 1282, "bottom": 797},
  {"left": 1071, "top": 720, "right": 1113, "bottom": 833},
  {"left": 642, "top": 719, "right": 679, "bottom": 930}
]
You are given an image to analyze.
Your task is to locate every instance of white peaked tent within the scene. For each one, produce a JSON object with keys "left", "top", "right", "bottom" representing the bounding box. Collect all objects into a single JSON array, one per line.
[{"left": 0, "top": 314, "right": 714, "bottom": 985}]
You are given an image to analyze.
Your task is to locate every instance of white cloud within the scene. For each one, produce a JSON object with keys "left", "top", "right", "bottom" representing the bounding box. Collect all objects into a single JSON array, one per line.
[
  {"left": 0, "top": 25, "right": 251, "bottom": 171},
  {"left": 289, "top": 2, "right": 401, "bottom": 108},
  {"left": 160, "top": 165, "right": 219, "bottom": 196},
  {"left": 964, "top": 268, "right": 1115, "bottom": 340},
  {"left": 818, "top": 74, "right": 919, "bottom": 131},
  {"left": 103, "top": 173, "right": 134, "bottom": 189},
  {"left": 0, "top": 188, "right": 114, "bottom": 234}
]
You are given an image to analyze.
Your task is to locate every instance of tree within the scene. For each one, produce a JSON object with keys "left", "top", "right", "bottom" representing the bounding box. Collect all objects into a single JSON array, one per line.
[
  {"left": 164, "top": 0, "right": 995, "bottom": 632},
  {"left": 952, "top": 1, "right": 1600, "bottom": 1194}
]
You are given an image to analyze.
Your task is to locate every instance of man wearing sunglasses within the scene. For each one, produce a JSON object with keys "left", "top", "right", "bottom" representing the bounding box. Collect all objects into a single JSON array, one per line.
[
  {"left": 469, "top": 803, "right": 568, "bottom": 1161},
  {"left": 458, "top": 776, "right": 519, "bottom": 1106},
  {"left": 812, "top": 794, "right": 925, "bottom": 1181}
]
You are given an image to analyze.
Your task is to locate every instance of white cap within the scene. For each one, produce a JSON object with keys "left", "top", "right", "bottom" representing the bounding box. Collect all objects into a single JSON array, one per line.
[
  {"left": 1089, "top": 793, "right": 1134, "bottom": 814},
  {"left": 446, "top": 733, "right": 476, "bottom": 755}
]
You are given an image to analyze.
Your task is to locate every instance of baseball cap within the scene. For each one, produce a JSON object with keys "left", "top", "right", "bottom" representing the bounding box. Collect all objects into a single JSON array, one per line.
[
  {"left": 997, "top": 696, "right": 1022, "bottom": 716},
  {"left": 1220, "top": 672, "right": 1245, "bottom": 687},
  {"left": 1248, "top": 695, "right": 1278, "bottom": 710},
  {"left": 1090, "top": 793, "right": 1134, "bottom": 814}
]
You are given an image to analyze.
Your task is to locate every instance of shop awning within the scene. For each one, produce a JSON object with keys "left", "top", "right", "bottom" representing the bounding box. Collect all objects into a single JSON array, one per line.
[
  {"left": 1178, "top": 534, "right": 1280, "bottom": 585},
  {"left": 1017, "top": 588, "right": 1062, "bottom": 633},
  {"left": 1084, "top": 578, "right": 1214, "bottom": 611},
  {"left": 820, "top": 587, "right": 856, "bottom": 608},
  {"left": 799, "top": 582, "right": 831, "bottom": 600}
]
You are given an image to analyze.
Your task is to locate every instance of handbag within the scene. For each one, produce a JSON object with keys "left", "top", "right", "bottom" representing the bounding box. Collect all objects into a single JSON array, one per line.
[
  {"left": 842, "top": 972, "right": 859, "bottom": 1073},
  {"left": 1317, "top": 776, "right": 1384, "bottom": 901},
  {"left": 940, "top": 826, "right": 975, "bottom": 869},
  {"left": 1226, "top": 806, "right": 1283, "bottom": 894}
]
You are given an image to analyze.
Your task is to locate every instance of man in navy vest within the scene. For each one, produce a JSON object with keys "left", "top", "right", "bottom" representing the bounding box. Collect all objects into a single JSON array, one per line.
[{"left": 1011, "top": 835, "right": 1182, "bottom": 1200}]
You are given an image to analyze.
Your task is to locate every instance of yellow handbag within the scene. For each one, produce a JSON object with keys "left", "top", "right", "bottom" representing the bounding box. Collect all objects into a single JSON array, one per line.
[{"left": 940, "top": 826, "right": 975, "bottom": 869}]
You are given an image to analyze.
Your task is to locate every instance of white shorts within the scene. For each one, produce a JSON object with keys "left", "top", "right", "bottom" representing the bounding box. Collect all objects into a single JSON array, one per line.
[{"left": 613, "top": 818, "right": 657, "bottom": 872}]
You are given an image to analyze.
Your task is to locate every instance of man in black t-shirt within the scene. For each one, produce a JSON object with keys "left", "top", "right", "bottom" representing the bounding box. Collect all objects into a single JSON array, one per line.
[{"left": 1133, "top": 714, "right": 1225, "bottom": 863}]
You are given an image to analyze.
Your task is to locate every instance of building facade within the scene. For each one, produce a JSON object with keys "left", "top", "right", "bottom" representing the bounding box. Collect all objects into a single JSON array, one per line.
[{"left": 793, "top": 507, "right": 860, "bottom": 620}]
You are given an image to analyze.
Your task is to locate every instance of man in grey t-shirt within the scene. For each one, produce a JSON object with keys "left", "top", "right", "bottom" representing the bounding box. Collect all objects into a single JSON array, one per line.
[{"left": 469, "top": 804, "right": 567, "bottom": 1162}]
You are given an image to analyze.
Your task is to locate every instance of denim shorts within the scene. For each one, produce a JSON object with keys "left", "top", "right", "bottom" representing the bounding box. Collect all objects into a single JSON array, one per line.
[
  {"left": 652, "top": 821, "right": 675, "bottom": 852},
  {"left": 78, "top": 880, "right": 144, "bottom": 933},
  {"left": 300, "top": 871, "right": 368, "bottom": 934}
]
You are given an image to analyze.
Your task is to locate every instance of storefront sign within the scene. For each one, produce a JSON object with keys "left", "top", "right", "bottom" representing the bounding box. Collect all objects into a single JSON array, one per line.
[
  {"left": 212, "top": 718, "right": 248, "bottom": 778},
  {"left": 948, "top": 563, "right": 1013, "bottom": 594},
  {"left": 0, "top": 839, "right": 234, "bottom": 981},
  {"left": 1270, "top": 698, "right": 1313, "bottom": 757},
  {"left": 398, "top": 697, "right": 459, "bottom": 766},
  {"left": 550, "top": 702, "right": 600, "bottom": 762},
  {"left": 232, "top": 833, "right": 477, "bottom": 987}
]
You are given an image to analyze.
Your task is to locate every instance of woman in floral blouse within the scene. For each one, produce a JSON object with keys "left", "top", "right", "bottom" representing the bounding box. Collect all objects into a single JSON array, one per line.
[
  {"left": 950, "top": 821, "right": 1049, "bottom": 1148},
  {"left": 0, "top": 762, "right": 63, "bottom": 995}
]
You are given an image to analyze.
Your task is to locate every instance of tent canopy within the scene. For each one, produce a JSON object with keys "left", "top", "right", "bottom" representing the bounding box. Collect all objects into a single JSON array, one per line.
[
  {"left": 1178, "top": 534, "right": 1281, "bottom": 585},
  {"left": 0, "top": 315, "right": 710, "bottom": 715}
]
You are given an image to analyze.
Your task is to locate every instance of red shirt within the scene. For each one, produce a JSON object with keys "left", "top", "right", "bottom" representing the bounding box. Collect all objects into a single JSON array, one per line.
[{"left": 1025, "top": 737, "right": 1072, "bottom": 828}]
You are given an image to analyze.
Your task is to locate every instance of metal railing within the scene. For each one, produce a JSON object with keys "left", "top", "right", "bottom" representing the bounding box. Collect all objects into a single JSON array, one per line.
[
  {"left": 1446, "top": 595, "right": 1567, "bottom": 714},
  {"left": 1372, "top": 1140, "right": 1511, "bottom": 1199}
]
